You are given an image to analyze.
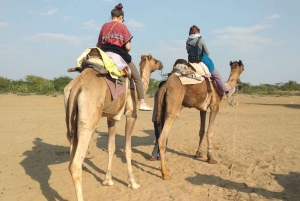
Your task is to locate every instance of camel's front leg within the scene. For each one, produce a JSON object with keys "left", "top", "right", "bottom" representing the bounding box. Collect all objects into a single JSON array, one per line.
[
  {"left": 102, "top": 118, "right": 116, "bottom": 186},
  {"left": 195, "top": 110, "right": 207, "bottom": 159},
  {"left": 124, "top": 115, "right": 140, "bottom": 189},
  {"left": 206, "top": 105, "right": 219, "bottom": 164}
]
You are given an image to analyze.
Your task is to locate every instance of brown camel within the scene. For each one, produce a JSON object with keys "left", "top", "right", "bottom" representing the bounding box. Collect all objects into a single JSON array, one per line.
[
  {"left": 140, "top": 54, "right": 163, "bottom": 97},
  {"left": 64, "top": 50, "right": 163, "bottom": 201},
  {"left": 156, "top": 60, "right": 244, "bottom": 180}
]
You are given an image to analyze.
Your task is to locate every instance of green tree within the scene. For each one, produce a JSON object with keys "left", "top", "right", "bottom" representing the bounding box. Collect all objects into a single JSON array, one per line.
[
  {"left": 52, "top": 76, "right": 72, "bottom": 93},
  {"left": 0, "top": 77, "right": 11, "bottom": 93},
  {"left": 25, "top": 75, "right": 55, "bottom": 95}
]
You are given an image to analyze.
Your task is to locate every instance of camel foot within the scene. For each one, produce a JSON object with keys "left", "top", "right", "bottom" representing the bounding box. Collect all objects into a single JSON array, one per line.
[
  {"left": 128, "top": 182, "right": 141, "bottom": 189},
  {"left": 207, "top": 153, "right": 217, "bottom": 164},
  {"left": 102, "top": 179, "right": 114, "bottom": 186},
  {"left": 207, "top": 158, "right": 218, "bottom": 164},
  {"left": 162, "top": 174, "right": 172, "bottom": 180},
  {"left": 195, "top": 150, "right": 203, "bottom": 159}
]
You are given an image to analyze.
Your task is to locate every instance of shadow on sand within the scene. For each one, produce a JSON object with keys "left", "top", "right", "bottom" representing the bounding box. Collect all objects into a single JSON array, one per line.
[
  {"left": 20, "top": 138, "right": 69, "bottom": 201},
  {"left": 186, "top": 171, "right": 300, "bottom": 200},
  {"left": 244, "top": 102, "right": 300, "bottom": 109}
]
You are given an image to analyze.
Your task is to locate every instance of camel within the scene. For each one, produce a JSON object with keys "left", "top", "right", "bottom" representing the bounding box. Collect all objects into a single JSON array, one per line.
[
  {"left": 64, "top": 50, "right": 163, "bottom": 201},
  {"left": 156, "top": 60, "right": 244, "bottom": 180},
  {"left": 140, "top": 54, "right": 163, "bottom": 97}
]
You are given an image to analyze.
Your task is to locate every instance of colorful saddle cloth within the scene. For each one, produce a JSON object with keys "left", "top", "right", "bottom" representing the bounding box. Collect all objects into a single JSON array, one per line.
[
  {"left": 172, "top": 62, "right": 211, "bottom": 85},
  {"left": 76, "top": 47, "right": 127, "bottom": 79}
]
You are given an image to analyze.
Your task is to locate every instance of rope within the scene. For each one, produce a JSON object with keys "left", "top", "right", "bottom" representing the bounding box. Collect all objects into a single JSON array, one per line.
[{"left": 207, "top": 85, "right": 239, "bottom": 201}]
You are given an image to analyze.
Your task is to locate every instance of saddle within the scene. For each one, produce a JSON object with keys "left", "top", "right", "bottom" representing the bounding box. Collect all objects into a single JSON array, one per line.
[
  {"left": 164, "top": 60, "right": 212, "bottom": 93},
  {"left": 68, "top": 48, "right": 134, "bottom": 99}
]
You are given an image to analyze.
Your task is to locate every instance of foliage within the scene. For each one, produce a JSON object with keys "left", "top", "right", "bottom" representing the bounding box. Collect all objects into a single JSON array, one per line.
[
  {"left": 146, "top": 78, "right": 163, "bottom": 97},
  {"left": 0, "top": 77, "right": 11, "bottom": 93},
  {"left": 52, "top": 76, "right": 72, "bottom": 93},
  {"left": 238, "top": 81, "right": 300, "bottom": 96},
  {"left": 24, "top": 75, "right": 55, "bottom": 95},
  {"left": 1, "top": 74, "right": 299, "bottom": 96}
]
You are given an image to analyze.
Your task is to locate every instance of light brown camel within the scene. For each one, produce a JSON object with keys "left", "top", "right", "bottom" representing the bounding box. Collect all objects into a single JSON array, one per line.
[
  {"left": 140, "top": 54, "right": 163, "bottom": 97},
  {"left": 64, "top": 50, "right": 163, "bottom": 201},
  {"left": 156, "top": 60, "right": 244, "bottom": 180}
]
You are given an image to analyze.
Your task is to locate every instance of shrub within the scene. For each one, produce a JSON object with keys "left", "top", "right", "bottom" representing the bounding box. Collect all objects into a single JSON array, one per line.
[
  {"left": 0, "top": 77, "right": 11, "bottom": 93},
  {"left": 53, "top": 76, "right": 72, "bottom": 93}
]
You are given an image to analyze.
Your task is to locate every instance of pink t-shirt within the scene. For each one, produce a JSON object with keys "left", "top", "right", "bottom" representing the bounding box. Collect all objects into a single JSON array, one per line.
[{"left": 97, "top": 21, "right": 132, "bottom": 47}]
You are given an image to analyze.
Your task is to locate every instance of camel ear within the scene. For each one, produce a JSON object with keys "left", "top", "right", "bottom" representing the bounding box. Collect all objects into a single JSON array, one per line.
[
  {"left": 147, "top": 54, "right": 152, "bottom": 60},
  {"left": 141, "top": 55, "right": 145, "bottom": 60},
  {"left": 238, "top": 60, "right": 243, "bottom": 66},
  {"left": 229, "top": 61, "right": 233, "bottom": 66}
]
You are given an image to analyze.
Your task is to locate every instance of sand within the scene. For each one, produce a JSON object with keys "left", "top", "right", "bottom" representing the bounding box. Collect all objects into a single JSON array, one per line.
[{"left": 0, "top": 94, "right": 299, "bottom": 201}]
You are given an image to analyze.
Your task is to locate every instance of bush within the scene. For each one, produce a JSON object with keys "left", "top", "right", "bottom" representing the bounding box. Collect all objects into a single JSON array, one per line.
[
  {"left": 25, "top": 75, "right": 55, "bottom": 95},
  {"left": 146, "top": 78, "right": 161, "bottom": 97},
  {"left": 53, "top": 76, "right": 72, "bottom": 93},
  {"left": 0, "top": 77, "right": 11, "bottom": 93}
]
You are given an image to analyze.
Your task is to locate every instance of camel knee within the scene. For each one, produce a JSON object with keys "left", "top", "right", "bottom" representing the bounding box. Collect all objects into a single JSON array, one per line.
[{"left": 69, "top": 164, "right": 82, "bottom": 180}]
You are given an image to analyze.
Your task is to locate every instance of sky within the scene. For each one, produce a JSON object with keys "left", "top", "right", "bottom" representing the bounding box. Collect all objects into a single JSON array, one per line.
[{"left": 1, "top": 0, "right": 300, "bottom": 85}]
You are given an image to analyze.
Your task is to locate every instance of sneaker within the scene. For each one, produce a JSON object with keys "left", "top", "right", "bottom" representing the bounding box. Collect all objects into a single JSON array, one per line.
[
  {"left": 139, "top": 103, "right": 153, "bottom": 111},
  {"left": 226, "top": 87, "right": 236, "bottom": 97}
]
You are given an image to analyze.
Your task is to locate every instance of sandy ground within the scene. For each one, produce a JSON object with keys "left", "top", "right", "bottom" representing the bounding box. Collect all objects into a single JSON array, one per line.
[{"left": 0, "top": 93, "right": 299, "bottom": 201}]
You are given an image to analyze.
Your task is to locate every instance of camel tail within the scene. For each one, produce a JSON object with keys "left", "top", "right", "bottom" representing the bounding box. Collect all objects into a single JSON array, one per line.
[
  {"left": 65, "top": 85, "right": 81, "bottom": 143},
  {"left": 156, "top": 86, "right": 167, "bottom": 125}
]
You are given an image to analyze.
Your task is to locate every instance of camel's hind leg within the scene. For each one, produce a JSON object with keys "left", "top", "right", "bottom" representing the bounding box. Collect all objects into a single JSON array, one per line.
[
  {"left": 206, "top": 105, "right": 219, "bottom": 164},
  {"left": 102, "top": 118, "right": 116, "bottom": 186},
  {"left": 69, "top": 129, "right": 94, "bottom": 201},
  {"left": 69, "top": 98, "right": 102, "bottom": 201},
  {"left": 158, "top": 93, "right": 184, "bottom": 180},
  {"left": 195, "top": 110, "right": 207, "bottom": 159}
]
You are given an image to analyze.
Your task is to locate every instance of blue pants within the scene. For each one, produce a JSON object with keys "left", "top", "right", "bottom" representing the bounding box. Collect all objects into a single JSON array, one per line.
[
  {"left": 201, "top": 52, "right": 214, "bottom": 73},
  {"left": 202, "top": 53, "right": 228, "bottom": 93}
]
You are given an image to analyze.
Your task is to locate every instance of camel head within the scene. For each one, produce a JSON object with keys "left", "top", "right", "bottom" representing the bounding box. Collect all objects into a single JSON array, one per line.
[
  {"left": 139, "top": 54, "right": 163, "bottom": 74},
  {"left": 229, "top": 60, "right": 245, "bottom": 83}
]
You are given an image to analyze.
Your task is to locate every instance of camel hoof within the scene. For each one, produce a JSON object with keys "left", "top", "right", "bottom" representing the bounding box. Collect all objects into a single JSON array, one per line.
[
  {"left": 162, "top": 175, "right": 172, "bottom": 180},
  {"left": 128, "top": 183, "right": 141, "bottom": 189},
  {"left": 207, "top": 159, "right": 218, "bottom": 164},
  {"left": 195, "top": 151, "right": 203, "bottom": 159},
  {"left": 102, "top": 180, "right": 114, "bottom": 186}
]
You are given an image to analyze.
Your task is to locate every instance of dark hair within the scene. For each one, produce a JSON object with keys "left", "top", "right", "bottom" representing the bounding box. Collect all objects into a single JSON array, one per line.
[
  {"left": 111, "top": 3, "right": 124, "bottom": 18},
  {"left": 189, "top": 25, "right": 200, "bottom": 35}
]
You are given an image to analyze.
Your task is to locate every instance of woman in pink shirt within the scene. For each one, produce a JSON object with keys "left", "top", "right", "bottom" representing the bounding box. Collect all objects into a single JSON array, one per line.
[{"left": 97, "top": 3, "right": 152, "bottom": 111}]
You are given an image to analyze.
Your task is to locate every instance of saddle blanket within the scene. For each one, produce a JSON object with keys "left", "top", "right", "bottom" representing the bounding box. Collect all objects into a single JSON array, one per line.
[
  {"left": 174, "top": 62, "right": 211, "bottom": 85},
  {"left": 104, "top": 76, "right": 127, "bottom": 100},
  {"left": 76, "top": 47, "right": 126, "bottom": 79}
]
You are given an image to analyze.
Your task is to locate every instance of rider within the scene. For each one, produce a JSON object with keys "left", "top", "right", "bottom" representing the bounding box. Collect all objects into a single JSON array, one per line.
[
  {"left": 96, "top": 3, "right": 153, "bottom": 111},
  {"left": 186, "top": 25, "right": 235, "bottom": 97}
]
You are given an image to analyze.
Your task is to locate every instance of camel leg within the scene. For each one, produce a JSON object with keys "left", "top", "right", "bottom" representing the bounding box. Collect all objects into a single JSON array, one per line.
[
  {"left": 206, "top": 105, "right": 219, "bottom": 164},
  {"left": 69, "top": 139, "right": 78, "bottom": 168},
  {"left": 195, "top": 110, "right": 207, "bottom": 159},
  {"left": 158, "top": 123, "right": 172, "bottom": 180},
  {"left": 69, "top": 128, "right": 94, "bottom": 201},
  {"left": 69, "top": 93, "right": 103, "bottom": 201},
  {"left": 158, "top": 94, "right": 184, "bottom": 180},
  {"left": 124, "top": 115, "right": 140, "bottom": 189},
  {"left": 102, "top": 118, "right": 116, "bottom": 186}
]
